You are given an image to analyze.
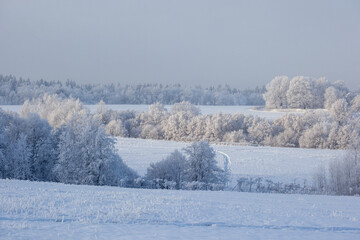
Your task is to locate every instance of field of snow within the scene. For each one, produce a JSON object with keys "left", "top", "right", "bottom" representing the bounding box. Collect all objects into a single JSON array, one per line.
[
  {"left": 1, "top": 179, "right": 359, "bottom": 240},
  {"left": 0, "top": 104, "right": 304, "bottom": 120},
  {"left": 116, "top": 138, "right": 345, "bottom": 186}
]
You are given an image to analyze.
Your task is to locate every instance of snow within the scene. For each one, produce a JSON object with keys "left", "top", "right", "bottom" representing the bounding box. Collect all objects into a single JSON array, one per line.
[
  {"left": 0, "top": 104, "right": 304, "bottom": 120},
  {"left": 116, "top": 137, "right": 345, "bottom": 186},
  {"left": 1, "top": 179, "right": 359, "bottom": 239}
]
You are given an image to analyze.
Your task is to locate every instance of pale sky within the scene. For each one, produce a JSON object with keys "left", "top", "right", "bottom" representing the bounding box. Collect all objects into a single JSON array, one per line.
[{"left": 0, "top": 0, "right": 359, "bottom": 90}]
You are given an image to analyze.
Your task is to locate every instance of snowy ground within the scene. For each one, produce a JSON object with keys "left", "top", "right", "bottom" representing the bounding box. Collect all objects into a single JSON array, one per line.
[
  {"left": 1, "top": 179, "right": 359, "bottom": 240},
  {"left": 0, "top": 104, "right": 304, "bottom": 120},
  {"left": 116, "top": 138, "right": 345, "bottom": 186}
]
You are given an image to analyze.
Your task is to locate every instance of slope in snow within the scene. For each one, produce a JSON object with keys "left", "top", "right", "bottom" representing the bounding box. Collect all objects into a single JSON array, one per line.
[
  {"left": 116, "top": 138, "right": 345, "bottom": 186},
  {"left": 1, "top": 180, "right": 359, "bottom": 240}
]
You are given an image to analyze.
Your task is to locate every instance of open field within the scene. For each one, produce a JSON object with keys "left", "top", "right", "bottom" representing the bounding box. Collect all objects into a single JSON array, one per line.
[{"left": 1, "top": 179, "right": 359, "bottom": 240}]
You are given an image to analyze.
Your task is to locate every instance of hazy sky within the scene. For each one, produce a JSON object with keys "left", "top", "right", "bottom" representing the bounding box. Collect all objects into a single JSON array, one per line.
[{"left": 1, "top": 0, "right": 359, "bottom": 90}]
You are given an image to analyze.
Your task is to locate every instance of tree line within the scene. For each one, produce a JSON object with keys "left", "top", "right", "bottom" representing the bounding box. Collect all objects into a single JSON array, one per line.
[
  {"left": 0, "top": 74, "right": 264, "bottom": 105},
  {"left": 21, "top": 95, "right": 360, "bottom": 150}
]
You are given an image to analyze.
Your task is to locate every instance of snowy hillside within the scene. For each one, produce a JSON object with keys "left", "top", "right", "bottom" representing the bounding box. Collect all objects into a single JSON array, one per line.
[
  {"left": 116, "top": 138, "right": 345, "bottom": 186},
  {"left": 1, "top": 179, "right": 359, "bottom": 240}
]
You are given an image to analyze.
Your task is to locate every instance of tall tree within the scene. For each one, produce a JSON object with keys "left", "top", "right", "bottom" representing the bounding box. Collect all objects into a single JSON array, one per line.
[
  {"left": 183, "top": 141, "right": 223, "bottom": 185},
  {"left": 263, "top": 76, "right": 290, "bottom": 109},
  {"left": 286, "top": 76, "right": 314, "bottom": 109}
]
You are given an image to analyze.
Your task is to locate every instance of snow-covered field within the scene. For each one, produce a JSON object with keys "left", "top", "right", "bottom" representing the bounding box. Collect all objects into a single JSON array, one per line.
[
  {"left": 116, "top": 138, "right": 345, "bottom": 186},
  {"left": 1, "top": 179, "right": 359, "bottom": 240},
  {"left": 0, "top": 104, "right": 304, "bottom": 120}
]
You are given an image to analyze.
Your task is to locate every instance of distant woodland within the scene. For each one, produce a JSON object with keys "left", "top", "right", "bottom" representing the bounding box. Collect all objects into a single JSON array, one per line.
[{"left": 0, "top": 74, "right": 265, "bottom": 105}]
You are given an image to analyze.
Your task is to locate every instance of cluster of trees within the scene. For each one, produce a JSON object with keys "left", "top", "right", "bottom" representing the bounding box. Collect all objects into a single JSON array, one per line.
[
  {"left": 313, "top": 141, "right": 360, "bottom": 195},
  {"left": 0, "top": 107, "right": 137, "bottom": 186},
  {"left": 145, "top": 141, "right": 226, "bottom": 190},
  {"left": 21, "top": 95, "right": 360, "bottom": 150},
  {"left": 0, "top": 74, "right": 264, "bottom": 105},
  {"left": 263, "top": 76, "right": 359, "bottom": 110},
  {"left": 1, "top": 96, "right": 228, "bottom": 191}
]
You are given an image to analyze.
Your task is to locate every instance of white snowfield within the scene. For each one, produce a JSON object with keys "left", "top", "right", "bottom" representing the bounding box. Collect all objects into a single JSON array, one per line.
[
  {"left": 1, "top": 179, "right": 359, "bottom": 240},
  {"left": 116, "top": 138, "right": 345, "bottom": 186}
]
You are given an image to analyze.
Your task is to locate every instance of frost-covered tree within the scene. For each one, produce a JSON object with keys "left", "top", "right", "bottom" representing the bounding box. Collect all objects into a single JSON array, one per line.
[
  {"left": 139, "top": 103, "right": 168, "bottom": 139},
  {"left": 163, "top": 111, "right": 193, "bottom": 141},
  {"left": 263, "top": 76, "right": 289, "bottom": 109},
  {"left": 171, "top": 101, "right": 201, "bottom": 116},
  {"left": 324, "top": 86, "right": 340, "bottom": 110},
  {"left": 20, "top": 113, "right": 56, "bottom": 181},
  {"left": 183, "top": 141, "right": 223, "bottom": 185},
  {"left": 299, "top": 122, "right": 330, "bottom": 149},
  {"left": 105, "top": 119, "right": 127, "bottom": 137},
  {"left": 54, "top": 114, "right": 136, "bottom": 186},
  {"left": 8, "top": 134, "right": 31, "bottom": 180},
  {"left": 330, "top": 98, "right": 350, "bottom": 126},
  {"left": 328, "top": 146, "right": 360, "bottom": 195},
  {"left": 313, "top": 164, "right": 327, "bottom": 193},
  {"left": 0, "top": 149, "right": 4, "bottom": 178},
  {"left": 21, "top": 94, "right": 89, "bottom": 128},
  {"left": 350, "top": 95, "right": 360, "bottom": 112},
  {"left": 313, "top": 133, "right": 360, "bottom": 195},
  {"left": 248, "top": 117, "right": 272, "bottom": 145},
  {"left": 93, "top": 100, "right": 113, "bottom": 125},
  {"left": 312, "top": 78, "right": 330, "bottom": 109},
  {"left": 272, "top": 114, "right": 303, "bottom": 147},
  {"left": 146, "top": 150, "right": 187, "bottom": 189},
  {"left": 286, "top": 76, "right": 314, "bottom": 109}
]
